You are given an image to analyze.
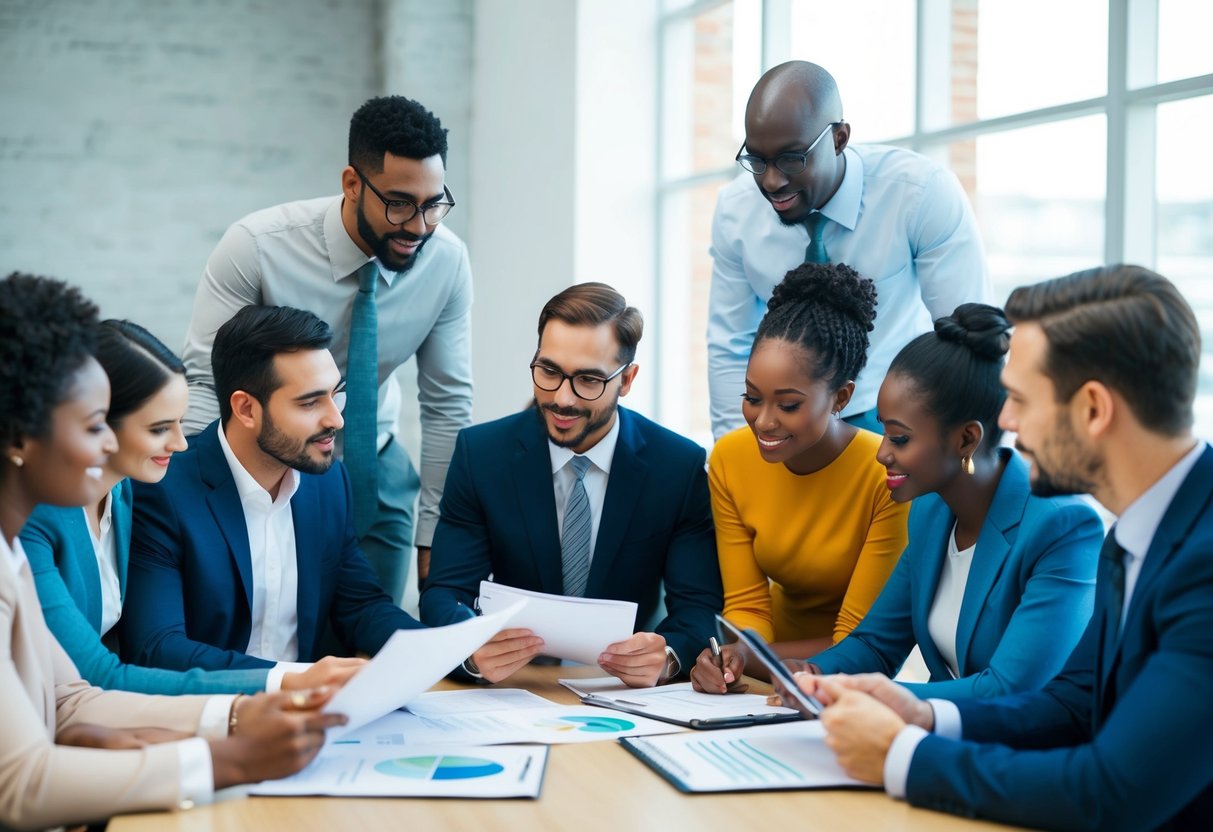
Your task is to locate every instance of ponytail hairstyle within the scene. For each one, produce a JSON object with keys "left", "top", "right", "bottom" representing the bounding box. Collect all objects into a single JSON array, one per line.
[
  {"left": 95, "top": 320, "right": 186, "bottom": 428},
  {"left": 887, "top": 303, "right": 1011, "bottom": 448},
  {"left": 755, "top": 262, "right": 877, "bottom": 390}
]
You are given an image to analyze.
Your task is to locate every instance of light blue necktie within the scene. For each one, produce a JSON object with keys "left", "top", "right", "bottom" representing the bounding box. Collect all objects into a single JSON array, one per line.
[
  {"left": 560, "top": 456, "right": 593, "bottom": 597},
  {"left": 345, "top": 261, "right": 379, "bottom": 537},
  {"left": 804, "top": 211, "right": 830, "bottom": 263}
]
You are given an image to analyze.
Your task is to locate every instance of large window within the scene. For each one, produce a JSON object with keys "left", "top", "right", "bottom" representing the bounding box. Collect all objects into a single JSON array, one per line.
[{"left": 657, "top": 0, "right": 1213, "bottom": 445}]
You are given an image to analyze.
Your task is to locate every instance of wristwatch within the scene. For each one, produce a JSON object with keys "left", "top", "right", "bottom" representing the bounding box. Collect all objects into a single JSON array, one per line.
[
  {"left": 658, "top": 646, "right": 681, "bottom": 684},
  {"left": 462, "top": 656, "right": 484, "bottom": 679}
]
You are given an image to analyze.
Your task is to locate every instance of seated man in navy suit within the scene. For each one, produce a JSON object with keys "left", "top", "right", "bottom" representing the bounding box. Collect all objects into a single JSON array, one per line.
[
  {"left": 420, "top": 282, "right": 722, "bottom": 687},
  {"left": 124, "top": 305, "right": 423, "bottom": 675},
  {"left": 794, "top": 265, "right": 1213, "bottom": 831}
]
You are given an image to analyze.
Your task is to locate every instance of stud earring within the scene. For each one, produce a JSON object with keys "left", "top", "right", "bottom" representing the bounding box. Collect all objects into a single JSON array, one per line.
[
  {"left": 8, "top": 455, "right": 23, "bottom": 468},
  {"left": 961, "top": 455, "right": 975, "bottom": 475}
]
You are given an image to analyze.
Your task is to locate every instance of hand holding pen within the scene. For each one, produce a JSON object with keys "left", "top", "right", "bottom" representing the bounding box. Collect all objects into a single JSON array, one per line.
[{"left": 689, "top": 636, "right": 749, "bottom": 695}]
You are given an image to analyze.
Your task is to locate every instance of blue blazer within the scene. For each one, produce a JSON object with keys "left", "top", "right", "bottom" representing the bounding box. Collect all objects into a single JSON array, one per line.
[
  {"left": 419, "top": 406, "right": 723, "bottom": 666},
  {"left": 123, "top": 421, "right": 422, "bottom": 671},
  {"left": 20, "top": 479, "right": 268, "bottom": 693},
  {"left": 812, "top": 449, "right": 1101, "bottom": 700},
  {"left": 907, "top": 445, "right": 1213, "bottom": 831}
]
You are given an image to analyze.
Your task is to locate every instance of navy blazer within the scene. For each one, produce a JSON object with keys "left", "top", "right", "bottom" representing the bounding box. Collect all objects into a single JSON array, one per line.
[
  {"left": 906, "top": 444, "right": 1213, "bottom": 830},
  {"left": 123, "top": 421, "right": 421, "bottom": 671},
  {"left": 419, "top": 406, "right": 723, "bottom": 666},
  {"left": 812, "top": 449, "right": 1101, "bottom": 700}
]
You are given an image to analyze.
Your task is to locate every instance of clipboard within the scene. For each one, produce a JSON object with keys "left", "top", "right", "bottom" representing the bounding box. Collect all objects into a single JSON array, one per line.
[{"left": 559, "top": 677, "right": 802, "bottom": 730}]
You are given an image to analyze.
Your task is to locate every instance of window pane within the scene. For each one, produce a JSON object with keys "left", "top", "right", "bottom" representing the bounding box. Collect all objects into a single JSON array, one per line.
[
  {"left": 1157, "top": 0, "right": 1213, "bottom": 84},
  {"left": 1156, "top": 96, "right": 1213, "bottom": 439},
  {"left": 660, "top": 1, "right": 761, "bottom": 182},
  {"left": 926, "top": 0, "right": 1106, "bottom": 128},
  {"left": 657, "top": 179, "right": 728, "bottom": 447},
  {"left": 943, "top": 115, "right": 1106, "bottom": 307},
  {"left": 788, "top": 0, "right": 916, "bottom": 141}
]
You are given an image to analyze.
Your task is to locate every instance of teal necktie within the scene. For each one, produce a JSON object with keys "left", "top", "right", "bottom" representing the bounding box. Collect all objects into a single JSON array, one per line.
[
  {"left": 345, "top": 261, "right": 379, "bottom": 537},
  {"left": 804, "top": 211, "right": 830, "bottom": 264},
  {"left": 561, "top": 456, "right": 593, "bottom": 597}
]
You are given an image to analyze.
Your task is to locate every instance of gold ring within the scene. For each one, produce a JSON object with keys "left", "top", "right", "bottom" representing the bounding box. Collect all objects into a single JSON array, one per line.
[{"left": 290, "top": 691, "right": 308, "bottom": 709}]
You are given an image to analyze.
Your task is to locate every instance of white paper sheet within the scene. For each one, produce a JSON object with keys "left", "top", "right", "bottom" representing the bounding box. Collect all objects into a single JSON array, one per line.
[
  {"left": 476, "top": 581, "right": 637, "bottom": 665},
  {"left": 251, "top": 743, "right": 547, "bottom": 798},
  {"left": 559, "top": 677, "right": 799, "bottom": 726},
  {"left": 323, "top": 600, "right": 525, "bottom": 740}
]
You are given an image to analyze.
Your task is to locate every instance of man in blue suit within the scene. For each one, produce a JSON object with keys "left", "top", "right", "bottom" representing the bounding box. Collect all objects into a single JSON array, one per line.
[
  {"left": 420, "top": 283, "right": 722, "bottom": 687},
  {"left": 124, "top": 306, "right": 423, "bottom": 674},
  {"left": 796, "top": 265, "right": 1213, "bottom": 830}
]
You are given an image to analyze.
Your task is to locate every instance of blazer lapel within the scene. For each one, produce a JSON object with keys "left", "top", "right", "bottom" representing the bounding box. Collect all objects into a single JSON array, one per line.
[
  {"left": 587, "top": 410, "right": 647, "bottom": 596},
  {"left": 290, "top": 479, "right": 321, "bottom": 656},
  {"left": 198, "top": 427, "right": 256, "bottom": 618},
  {"left": 113, "top": 479, "right": 133, "bottom": 602},
  {"left": 912, "top": 502, "right": 954, "bottom": 676},
  {"left": 955, "top": 449, "right": 1026, "bottom": 672},
  {"left": 512, "top": 411, "right": 564, "bottom": 594}
]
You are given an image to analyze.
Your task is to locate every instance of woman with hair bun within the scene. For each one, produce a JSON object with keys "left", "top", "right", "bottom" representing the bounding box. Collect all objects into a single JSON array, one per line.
[
  {"left": 20, "top": 319, "right": 362, "bottom": 696},
  {"left": 803, "top": 302, "right": 1102, "bottom": 699},
  {"left": 692, "top": 263, "right": 909, "bottom": 692}
]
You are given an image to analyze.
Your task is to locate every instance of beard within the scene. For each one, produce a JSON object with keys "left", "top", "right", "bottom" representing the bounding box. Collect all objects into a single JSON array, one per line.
[
  {"left": 1018, "top": 415, "right": 1102, "bottom": 498},
  {"left": 355, "top": 196, "right": 433, "bottom": 273},
  {"left": 533, "top": 390, "right": 619, "bottom": 451},
  {"left": 257, "top": 410, "right": 336, "bottom": 475}
]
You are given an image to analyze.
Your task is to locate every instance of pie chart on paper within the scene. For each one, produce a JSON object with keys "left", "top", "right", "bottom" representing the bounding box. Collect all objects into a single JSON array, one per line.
[
  {"left": 374, "top": 755, "right": 505, "bottom": 780},
  {"left": 535, "top": 715, "right": 636, "bottom": 733}
]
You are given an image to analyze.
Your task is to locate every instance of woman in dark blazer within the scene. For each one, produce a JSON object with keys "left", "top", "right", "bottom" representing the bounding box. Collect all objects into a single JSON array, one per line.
[{"left": 804, "top": 304, "right": 1103, "bottom": 699}]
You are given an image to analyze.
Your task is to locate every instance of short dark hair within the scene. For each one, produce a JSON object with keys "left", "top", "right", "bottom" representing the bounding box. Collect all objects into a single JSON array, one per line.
[
  {"left": 212, "top": 306, "right": 333, "bottom": 424},
  {"left": 536, "top": 282, "right": 644, "bottom": 364},
  {"left": 0, "top": 272, "right": 100, "bottom": 448},
  {"left": 96, "top": 320, "right": 185, "bottom": 427},
  {"left": 888, "top": 303, "right": 1012, "bottom": 449},
  {"left": 349, "top": 95, "right": 448, "bottom": 172},
  {"left": 1005, "top": 264, "right": 1200, "bottom": 436},
  {"left": 756, "top": 262, "right": 877, "bottom": 390}
]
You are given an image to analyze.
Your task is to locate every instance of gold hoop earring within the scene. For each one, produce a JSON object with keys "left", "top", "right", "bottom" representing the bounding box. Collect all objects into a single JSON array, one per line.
[
  {"left": 8, "top": 455, "right": 23, "bottom": 468},
  {"left": 961, "top": 455, "right": 975, "bottom": 475}
]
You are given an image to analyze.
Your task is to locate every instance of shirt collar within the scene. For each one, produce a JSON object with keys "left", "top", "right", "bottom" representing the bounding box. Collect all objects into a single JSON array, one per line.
[
  {"left": 818, "top": 145, "right": 863, "bottom": 231},
  {"left": 1115, "top": 440, "right": 1206, "bottom": 560},
  {"left": 217, "top": 420, "right": 301, "bottom": 508},
  {"left": 322, "top": 196, "right": 401, "bottom": 289},
  {"left": 548, "top": 411, "right": 621, "bottom": 477},
  {"left": 1, "top": 534, "right": 25, "bottom": 575}
]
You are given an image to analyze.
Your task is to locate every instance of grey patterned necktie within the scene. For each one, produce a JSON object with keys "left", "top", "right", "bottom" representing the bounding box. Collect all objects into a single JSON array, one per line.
[{"left": 560, "top": 455, "right": 593, "bottom": 597}]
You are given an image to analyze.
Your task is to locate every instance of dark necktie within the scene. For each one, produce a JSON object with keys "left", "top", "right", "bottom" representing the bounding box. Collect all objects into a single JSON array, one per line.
[
  {"left": 1103, "top": 531, "right": 1127, "bottom": 640},
  {"left": 561, "top": 456, "right": 593, "bottom": 597},
  {"left": 345, "top": 261, "right": 379, "bottom": 537},
  {"left": 804, "top": 211, "right": 829, "bottom": 264}
]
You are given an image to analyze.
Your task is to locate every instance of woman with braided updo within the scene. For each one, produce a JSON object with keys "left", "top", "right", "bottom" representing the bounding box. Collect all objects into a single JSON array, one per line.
[
  {"left": 691, "top": 263, "right": 909, "bottom": 692},
  {"left": 802, "top": 303, "right": 1101, "bottom": 700}
]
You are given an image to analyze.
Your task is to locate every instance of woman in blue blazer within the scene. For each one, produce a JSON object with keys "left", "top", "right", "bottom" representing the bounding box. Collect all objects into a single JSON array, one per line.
[
  {"left": 19, "top": 319, "right": 360, "bottom": 695},
  {"left": 806, "top": 304, "right": 1102, "bottom": 700}
]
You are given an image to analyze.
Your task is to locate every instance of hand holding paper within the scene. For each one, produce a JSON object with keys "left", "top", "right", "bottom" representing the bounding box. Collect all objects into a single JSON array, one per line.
[{"left": 476, "top": 581, "right": 637, "bottom": 665}]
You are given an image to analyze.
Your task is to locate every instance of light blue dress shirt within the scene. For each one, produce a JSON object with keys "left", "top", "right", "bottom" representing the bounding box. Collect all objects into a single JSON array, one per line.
[{"left": 707, "top": 144, "right": 991, "bottom": 438}]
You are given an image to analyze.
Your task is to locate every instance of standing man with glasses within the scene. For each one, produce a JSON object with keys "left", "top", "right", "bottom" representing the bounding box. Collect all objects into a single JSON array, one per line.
[
  {"left": 420, "top": 283, "right": 723, "bottom": 687},
  {"left": 183, "top": 96, "right": 473, "bottom": 605},
  {"left": 708, "top": 60, "right": 990, "bottom": 438}
]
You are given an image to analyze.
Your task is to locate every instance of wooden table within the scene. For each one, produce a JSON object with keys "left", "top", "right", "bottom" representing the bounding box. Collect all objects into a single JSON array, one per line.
[{"left": 110, "top": 666, "right": 1021, "bottom": 832}]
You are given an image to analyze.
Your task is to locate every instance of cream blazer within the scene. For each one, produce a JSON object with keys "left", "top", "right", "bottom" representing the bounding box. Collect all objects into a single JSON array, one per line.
[{"left": 0, "top": 540, "right": 209, "bottom": 831}]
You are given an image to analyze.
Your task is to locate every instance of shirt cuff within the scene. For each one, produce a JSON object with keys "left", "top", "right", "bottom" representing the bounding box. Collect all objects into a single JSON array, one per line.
[
  {"left": 884, "top": 724, "right": 929, "bottom": 799},
  {"left": 197, "top": 695, "right": 236, "bottom": 740},
  {"left": 267, "top": 661, "right": 312, "bottom": 692},
  {"left": 176, "top": 737, "right": 216, "bottom": 809},
  {"left": 928, "top": 698, "right": 963, "bottom": 739}
]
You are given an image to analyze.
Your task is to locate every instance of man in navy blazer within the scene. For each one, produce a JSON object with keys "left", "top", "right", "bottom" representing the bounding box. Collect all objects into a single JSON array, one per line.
[
  {"left": 124, "top": 306, "right": 422, "bottom": 673},
  {"left": 421, "top": 283, "right": 722, "bottom": 687},
  {"left": 796, "top": 265, "right": 1213, "bottom": 830}
]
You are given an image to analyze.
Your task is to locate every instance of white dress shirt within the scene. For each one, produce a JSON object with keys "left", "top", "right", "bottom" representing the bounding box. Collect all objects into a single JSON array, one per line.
[
  {"left": 218, "top": 423, "right": 301, "bottom": 663},
  {"left": 925, "top": 524, "right": 976, "bottom": 679},
  {"left": 883, "top": 440, "right": 1208, "bottom": 799},
  {"left": 548, "top": 415, "right": 621, "bottom": 565},
  {"left": 707, "top": 144, "right": 990, "bottom": 438},
  {"left": 182, "top": 194, "right": 474, "bottom": 546},
  {"left": 82, "top": 489, "right": 123, "bottom": 636}
]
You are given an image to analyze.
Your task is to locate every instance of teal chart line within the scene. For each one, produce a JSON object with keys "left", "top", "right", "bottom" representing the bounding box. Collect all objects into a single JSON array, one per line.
[{"left": 687, "top": 739, "right": 803, "bottom": 783}]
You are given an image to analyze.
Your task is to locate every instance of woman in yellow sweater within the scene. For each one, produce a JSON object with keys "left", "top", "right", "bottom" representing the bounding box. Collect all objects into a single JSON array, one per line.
[{"left": 695, "top": 263, "right": 909, "bottom": 688}]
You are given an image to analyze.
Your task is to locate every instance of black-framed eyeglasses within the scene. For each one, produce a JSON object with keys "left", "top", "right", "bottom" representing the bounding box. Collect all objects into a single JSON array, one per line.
[
  {"left": 530, "top": 360, "right": 631, "bottom": 401},
  {"left": 735, "top": 122, "right": 842, "bottom": 176},
  {"left": 353, "top": 165, "right": 456, "bottom": 226}
]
